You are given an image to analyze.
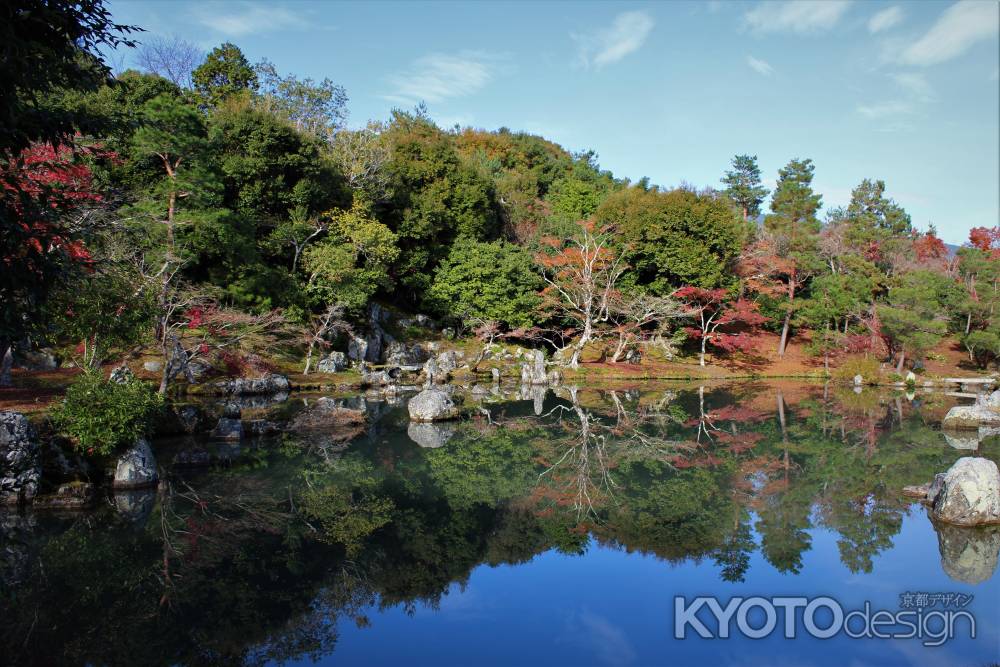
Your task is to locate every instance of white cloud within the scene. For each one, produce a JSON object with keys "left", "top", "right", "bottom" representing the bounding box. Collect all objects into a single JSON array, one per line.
[
  {"left": 898, "top": 0, "right": 999, "bottom": 66},
  {"left": 890, "top": 72, "right": 935, "bottom": 101},
  {"left": 384, "top": 52, "right": 497, "bottom": 105},
  {"left": 575, "top": 11, "right": 655, "bottom": 68},
  {"left": 194, "top": 3, "right": 308, "bottom": 36},
  {"left": 744, "top": 1, "right": 851, "bottom": 34},
  {"left": 856, "top": 100, "right": 912, "bottom": 119},
  {"left": 868, "top": 5, "right": 904, "bottom": 33},
  {"left": 747, "top": 55, "right": 774, "bottom": 75}
]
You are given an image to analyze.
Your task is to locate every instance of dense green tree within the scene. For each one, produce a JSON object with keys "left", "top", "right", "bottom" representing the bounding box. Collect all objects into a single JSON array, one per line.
[
  {"left": 597, "top": 186, "right": 743, "bottom": 293},
  {"left": 721, "top": 154, "right": 769, "bottom": 221},
  {"left": 382, "top": 110, "right": 500, "bottom": 297},
  {"left": 878, "top": 270, "right": 963, "bottom": 372},
  {"left": 427, "top": 239, "right": 542, "bottom": 329},
  {"left": 209, "top": 104, "right": 344, "bottom": 221},
  {"left": 192, "top": 42, "right": 258, "bottom": 106},
  {"left": 303, "top": 203, "right": 399, "bottom": 313}
]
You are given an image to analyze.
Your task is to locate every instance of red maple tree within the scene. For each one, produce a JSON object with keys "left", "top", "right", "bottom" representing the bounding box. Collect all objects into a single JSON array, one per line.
[{"left": 673, "top": 287, "right": 769, "bottom": 366}]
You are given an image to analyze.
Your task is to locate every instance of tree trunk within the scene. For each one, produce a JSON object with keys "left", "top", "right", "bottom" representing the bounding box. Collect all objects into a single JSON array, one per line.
[
  {"left": 895, "top": 350, "right": 906, "bottom": 374},
  {"left": 610, "top": 332, "right": 627, "bottom": 363},
  {"left": 0, "top": 338, "right": 12, "bottom": 388},
  {"left": 303, "top": 338, "right": 316, "bottom": 375},
  {"left": 777, "top": 277, "right": 796, "bottom": 357},
  {"left": 699, "top": 335, "right": 707, "bottom": 367},
  {"left": 570, "top": 317, "right": 593, "bottom": 369}
]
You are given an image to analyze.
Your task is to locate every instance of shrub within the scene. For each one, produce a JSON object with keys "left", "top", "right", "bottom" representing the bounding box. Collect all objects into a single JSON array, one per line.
[
  {"left": 52, "top": 370, "right": 163, "bottom": 456},
  {"left": 833, "top": 355, "right": 881, "bottom": 385}
]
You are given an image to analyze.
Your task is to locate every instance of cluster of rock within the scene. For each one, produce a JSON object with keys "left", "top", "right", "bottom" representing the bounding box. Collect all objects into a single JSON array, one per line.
[
  {"left": 941, "top": 389, "right": 1000, "bottom": 429},
  {"left": 904, "top": 456, "right": 1000, "bottom": 526},
  {"left": 1, "top": 409, "right": 160, "bottom": 511},
  {"left": 1, "top": 412, "right": 40, "bottom": 505},
  {"left": 212, "top": 373, "right": 291, "bottom": 396}
]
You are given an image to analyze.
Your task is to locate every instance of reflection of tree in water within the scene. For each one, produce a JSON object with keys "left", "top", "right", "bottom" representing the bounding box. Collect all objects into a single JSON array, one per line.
[{"left": 2, "top": 384, "right": 997, "bottom": 664}]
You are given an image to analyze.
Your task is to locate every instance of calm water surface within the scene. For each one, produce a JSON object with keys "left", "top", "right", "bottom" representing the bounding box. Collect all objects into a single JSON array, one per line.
[{"left": 2, "top": 382, "right": 998, "bottom": 666}]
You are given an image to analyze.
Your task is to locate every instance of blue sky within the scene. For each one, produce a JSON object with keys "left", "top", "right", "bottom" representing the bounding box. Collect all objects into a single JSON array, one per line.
[{"left": 108, "top": 0, "right": 999, "bottom": 244}]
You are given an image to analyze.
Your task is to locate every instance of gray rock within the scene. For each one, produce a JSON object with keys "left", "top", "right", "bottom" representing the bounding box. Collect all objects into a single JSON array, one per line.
[
  {"left": 985, "top": 389, "right": 1000, "bottom": 409},
  {"left": 491, "top": 367, "right": 501, "bottom": 384},
  {"left": 853, "top": 374, "right": 864, "bottom": 387},
  {"left": 221, "top": 402, "right": 242, "bottom": 419},
  {"left": 347, "top": 335, "right": 369, "bottom": 363},
  {"left": 244, "top": 419, "right": 280, "bottom": 436},
  {"left": 0, "top": 411, "right": 40, "bottom": 505},
  {"left": 942, "top": 404, "right": 1000, "bottom": 430},
  {"left": 407, "top": 422, "right": 456, "bottom": 448},
  {"left": 385, "top": 341, "right": 429, "bottom": 366},
  {"left": 212, "top": 417, "right": 243, "bottom": 440},
  {"left": 520, "top": 350, "right": 550, "bottom": 385},
  {"left": 435, "top": 350, "right": 463, "bottom": 373},
  {"left": 934, "top": 522, "right": 1000, "bottom": 584},
  {"left": 15, "top": 348, "right": 58, "bottom": 371},
  {"left": 317, "top": 350, "right": 348, "bottom": 373},
  {"left": 359, "top": 363, "right": 401, "bottom": 387},
  {"left": 408, "top": 389, "right": 459, "bottom": 422},
  {"left": 930, "top": 457, "right": 1000, "bottom": 526},
  {"left": 187, "top": 359, "right": 212, "bottom": 383},
  {"left": 213, "top": 373, "right": 291, "bottom": 396},
  {"left": 143, "top": 360, "right": 162, "bottom": 373},
  {"left": 113, "top": 438, "right": 158, "bottom": 489},
  {"left": 109, "top": 365, "right": 134, "bottom": 384}
]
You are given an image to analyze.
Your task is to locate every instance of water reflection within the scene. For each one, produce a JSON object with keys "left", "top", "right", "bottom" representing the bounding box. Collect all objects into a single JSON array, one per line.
[{"left": 1, "top": 382, "right": 998, "bottom": 665}]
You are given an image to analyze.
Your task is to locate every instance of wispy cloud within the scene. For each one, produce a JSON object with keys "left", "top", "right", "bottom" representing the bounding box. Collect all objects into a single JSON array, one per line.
[
  {"left": 194, "top": 2, "right": 309, "bottom": 36},
  {"left": 856, "top": 100, "right": 913, "bottom": 119},
  {"left": 890, "top": 72, "right": 935, "bottom": 102},
  {"left": 384, "top": 51, "right": 498, "bottom": 105},
  {"left": 575, "top": 11, "right": 655, "bottom": 68},
  {"left": 744, "top": 1, "right": 851, "bottom": 34},
  {"left": 868, "top": 5, "right": 903, "bottom": 34},
  {"left": 746, "top": 55, "right": 774, "bottom": 75},
  {"left": 897, "top": 0, "right": 999, "bottom": 66}
]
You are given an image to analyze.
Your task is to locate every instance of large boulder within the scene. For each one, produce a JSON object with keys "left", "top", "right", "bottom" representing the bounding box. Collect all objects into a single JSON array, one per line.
[
  {"left": 0, "top": 411, "right": 41, "bottom": 505},
  {"left": 941, "top": 404, "right": 1000, "bottom": 430},
  {"left": 385, "top": 341, "right": 429, "bottom": 367},
  {"left": 316, "top": 350, "right": 348, "bottom": 373},
  {"left": 213, "top": 373, "right": 290, "bottom": 396},
  {"left": 930, "top": 457, "right": 1000, "bottom": 526},
  {"left": 408, "top": 389, "right": 459, "bottom": 422},
  {"left": 112, "top": 438, "right": 159, "bottom": 489}
]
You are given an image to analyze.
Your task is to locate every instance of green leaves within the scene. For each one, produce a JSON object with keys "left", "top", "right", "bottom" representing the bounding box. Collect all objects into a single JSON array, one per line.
[
  {"left": 52, "top": 370, "right": 163, "bottom": 457},
  {"left": 427, "top": 239, "right": 542, "bottom": 328},
  {"left": 721, "top": 154, "right": 769, "bottom": 220}
]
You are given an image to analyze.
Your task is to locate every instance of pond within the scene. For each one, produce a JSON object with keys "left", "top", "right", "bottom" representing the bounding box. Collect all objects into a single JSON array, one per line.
[{"left": 1, "top": 382, "right": 998, "bottom": 666}]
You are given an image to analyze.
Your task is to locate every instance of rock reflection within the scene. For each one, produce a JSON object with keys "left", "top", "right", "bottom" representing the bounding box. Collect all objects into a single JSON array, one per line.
[{"left": 933, "top": 519, "right": 1000, "bottom": 584}]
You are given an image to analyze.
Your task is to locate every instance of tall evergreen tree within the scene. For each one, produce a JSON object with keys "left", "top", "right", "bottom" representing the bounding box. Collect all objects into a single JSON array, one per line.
[
  {"left": 721, "top": 154, "right": 769, "bottom": 221},
  {"left": 192, "top": 42, "right": 258, "bottom": 106},
  {"left": 764, "top": 158, "right": 823, "bottom": 357}
]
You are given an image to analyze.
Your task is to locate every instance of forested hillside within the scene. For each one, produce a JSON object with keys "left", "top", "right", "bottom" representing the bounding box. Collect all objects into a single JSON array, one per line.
[{"left": 3, "top": 3, "right": 999, "bottom": 394}]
